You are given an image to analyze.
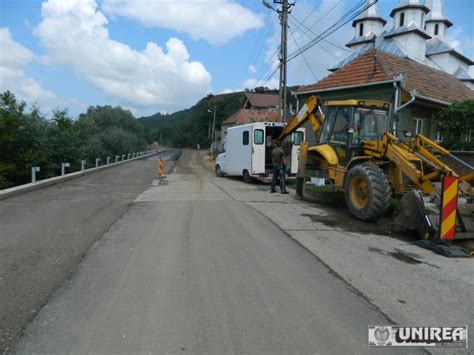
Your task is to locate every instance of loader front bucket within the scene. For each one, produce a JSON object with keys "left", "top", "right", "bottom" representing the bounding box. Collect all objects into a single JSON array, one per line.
[
  {"left": 394, "top": 190, "right": 473, "bottom": 240},
  {"left": 395, "top": 190, "right": 438, "bottom": 239}
]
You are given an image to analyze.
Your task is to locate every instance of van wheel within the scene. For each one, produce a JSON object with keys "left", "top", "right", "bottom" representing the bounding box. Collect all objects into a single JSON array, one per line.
[
  {"left": 215, "top": 164, "right": 224, "bottom": 177},
  {"left": 243, "top": 170, "right": 251, "bottom": 183}
]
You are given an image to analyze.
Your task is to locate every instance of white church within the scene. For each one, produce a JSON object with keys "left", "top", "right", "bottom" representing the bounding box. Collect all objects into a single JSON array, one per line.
[{"left": 340, "top": 0, "right": 474, "bottom": 89}]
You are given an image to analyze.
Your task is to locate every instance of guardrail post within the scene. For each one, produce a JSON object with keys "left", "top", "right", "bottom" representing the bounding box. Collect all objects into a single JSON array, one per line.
[
  {"left": 81, "top": 160, "right": 86, "bottom": 172},
  {"left": 61, "top": 162, "right": 70, "bottom": 176},
  {"left": 115, "top": 156, "right": 119, "bottom": 163},
  {"left": 128, "top": 153, "right": 131, "bottom": 160},
  {"left": 96, "top": 158, "right": 100, "bottom": 168},
  {"left": 31, "top": 167, "right": 40, "bottom": 183},
  {"left": 107, "top": 156, "right": 111, "bottom": 165},
  {"left": 122, "top": 154, "right": 126, "bottom": 161}
]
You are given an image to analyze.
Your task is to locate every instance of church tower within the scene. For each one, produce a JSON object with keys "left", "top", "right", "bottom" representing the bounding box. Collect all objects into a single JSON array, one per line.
[
  {"left": 424, "top": 0, "right": 452, "bottom": 39},
  {"left": 346, "top": 0, "right": 386, "bottom": 51},
  {"left": 384, "top": 0, "right": 431, "bottom": 63}
]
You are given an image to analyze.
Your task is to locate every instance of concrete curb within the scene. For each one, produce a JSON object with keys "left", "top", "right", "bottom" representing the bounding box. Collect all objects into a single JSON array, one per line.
[{"left": 0, "top": 153, "right": 161, "bottom": 201}]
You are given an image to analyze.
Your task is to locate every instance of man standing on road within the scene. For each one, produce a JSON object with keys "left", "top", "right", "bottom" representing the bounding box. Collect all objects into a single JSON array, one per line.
[{"left": 271, "top": 141, "right": 289, "bottom": 194}]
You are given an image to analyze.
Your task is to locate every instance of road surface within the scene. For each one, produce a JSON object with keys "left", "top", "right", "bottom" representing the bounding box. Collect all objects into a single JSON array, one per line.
[
  {"left": 0, "top": 151, "right": 178, "bottom": 353},
  {"left": 11, "top": 150, "right": 407, "bottom": 354}
]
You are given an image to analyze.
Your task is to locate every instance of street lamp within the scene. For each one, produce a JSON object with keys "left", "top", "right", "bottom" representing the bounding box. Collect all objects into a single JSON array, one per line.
[
  {"left": 207, "top": 107, "right": 217, "bottom": 143},
  {"left": 262, "top": 0, "right": 274, "bottom": 10}
]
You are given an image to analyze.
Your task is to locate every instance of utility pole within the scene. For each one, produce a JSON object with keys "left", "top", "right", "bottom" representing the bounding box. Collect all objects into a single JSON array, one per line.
[
  {"left": 211, "top": 104, "right": 217, "bottom": 143},
  {"left": 263, "top": 0, "right": 293, "bottom": 122},
  {"left": 278, "top": 0, "right": 290, "bottom": 122}
]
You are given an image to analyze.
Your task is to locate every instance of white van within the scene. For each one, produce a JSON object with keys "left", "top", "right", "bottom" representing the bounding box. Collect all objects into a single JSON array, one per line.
[{"left": 215, "top": 122, "right": 305, "bottom": 183}]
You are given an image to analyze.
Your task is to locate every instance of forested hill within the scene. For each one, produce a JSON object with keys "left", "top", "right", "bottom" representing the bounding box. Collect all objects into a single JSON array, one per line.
[{"left": 138, "top": 92, "right": 246, "bottom": 148}]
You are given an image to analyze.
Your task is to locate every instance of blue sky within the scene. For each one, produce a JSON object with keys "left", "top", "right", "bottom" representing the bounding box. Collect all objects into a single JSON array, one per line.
[{"left": 0, "top": 0, "right": 473, "bottom": 117}]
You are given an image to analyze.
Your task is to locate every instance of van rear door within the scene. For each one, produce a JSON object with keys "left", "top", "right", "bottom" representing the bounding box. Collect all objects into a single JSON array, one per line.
[
  {"left": 251, "top": 126, "right": 265, "bottom": 174},
  {"left": 290, "top": 128, "right": 305, "bottom": 174}
]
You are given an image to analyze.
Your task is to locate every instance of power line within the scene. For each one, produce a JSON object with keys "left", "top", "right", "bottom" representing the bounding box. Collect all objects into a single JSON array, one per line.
[
  {"left": 253, "top": 0, "right": 376, "bottom": 89},
  {"left": 288, "top": 25, "right": 318, "bottom": 81},
  {"left": 237, "top": 12, "right": 275, "bottom": 88},
  {"left": 247, "top": 47, "right": 280, "bottom": 89},
  {"left": 289, "top": 0, "right": 323, "bottom": 33},
  {"left": 288, "top": 17, "right": 343, "bottom": 60},
  {"left": 289, "top": 14, "right": 351, "bottom": 53},
  {"left": 286, "top": 1, "right": 372, "bottom": 63},
  {"left": 304, "top": 0, "right": 344, "bottom": 35}
]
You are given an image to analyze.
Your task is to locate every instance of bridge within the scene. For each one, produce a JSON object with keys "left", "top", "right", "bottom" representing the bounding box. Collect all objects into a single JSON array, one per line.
[{"left": 1, "top": 150, "right": 472, "bottom": 353}]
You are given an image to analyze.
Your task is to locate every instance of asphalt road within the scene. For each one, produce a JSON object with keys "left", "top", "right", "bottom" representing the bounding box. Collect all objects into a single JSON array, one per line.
[
  {"left": 0, "top": 151, "right": 179, "bottom": 353},
  {"left": 12, "top": 150, "right": 406, "bottom": 354}
]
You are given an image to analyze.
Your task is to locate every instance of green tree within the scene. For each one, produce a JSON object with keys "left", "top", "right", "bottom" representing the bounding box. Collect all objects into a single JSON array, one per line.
[
  {"left": 0, "top": 91, "right": 25, "bottom": 187},
  {"left": 0, "top": 92, "right": 148, "bottom": 188},
  {"left": 76, "top": 105, "right": 146, "bottom": 162},
  {"left": 436, "top": 100, "right": 474, "bottom": 150}
]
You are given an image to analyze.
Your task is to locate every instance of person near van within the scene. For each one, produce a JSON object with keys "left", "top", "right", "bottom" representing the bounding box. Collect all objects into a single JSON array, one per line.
[{"left": 271, "top": 141, "right": 288, "bottom": 194}]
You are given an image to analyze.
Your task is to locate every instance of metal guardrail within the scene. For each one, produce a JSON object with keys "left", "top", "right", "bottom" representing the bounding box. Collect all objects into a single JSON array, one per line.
[{"left": 0, "top": 150, "right": 160, "bottom": 201}]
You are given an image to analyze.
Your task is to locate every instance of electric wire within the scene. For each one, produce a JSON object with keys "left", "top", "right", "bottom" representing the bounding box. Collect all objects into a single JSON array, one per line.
[
  {"left": 286, "top": 1, "right": 372, "bottom": 63},
  {"left": 288, "top": 25, "right": 318, "bottom": 81},
  {"left": 253, "top": 0, "right": 376, "bottom": 89}
]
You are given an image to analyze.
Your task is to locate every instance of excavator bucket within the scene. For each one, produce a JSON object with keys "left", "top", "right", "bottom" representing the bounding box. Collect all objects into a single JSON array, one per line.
[{"left": 395, "top": 189, "right": 473, "bottom": 241}]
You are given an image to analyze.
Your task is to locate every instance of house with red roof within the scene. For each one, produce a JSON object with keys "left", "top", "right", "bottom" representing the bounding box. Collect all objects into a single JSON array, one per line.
[
  {"left": 219, "top": 93, "right": 279, "bottom": 143},
  {"left": 297, "top": 0, "right": 474, "bottom": 143}
]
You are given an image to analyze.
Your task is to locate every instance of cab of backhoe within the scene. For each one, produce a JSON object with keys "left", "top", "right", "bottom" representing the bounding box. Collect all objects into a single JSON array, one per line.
[{"left": 316, "top": 100, "right": 390, "bottom": 166}]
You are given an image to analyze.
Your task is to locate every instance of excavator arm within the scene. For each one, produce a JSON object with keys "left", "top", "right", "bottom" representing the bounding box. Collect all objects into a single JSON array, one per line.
[
  {"left": 277, "top": 95, "right": 325, "bottom": 141},
  {"left": 362, "top": 133, "right": 468, "bottom": 195}
]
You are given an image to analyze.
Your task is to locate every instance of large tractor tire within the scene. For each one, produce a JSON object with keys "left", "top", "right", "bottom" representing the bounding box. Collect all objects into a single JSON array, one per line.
[{"left": 344, "top": 163, "right": 390, "bottom": 221}]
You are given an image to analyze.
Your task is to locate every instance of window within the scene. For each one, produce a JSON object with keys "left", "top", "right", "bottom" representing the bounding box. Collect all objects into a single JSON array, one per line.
[
  {"left": 359, "top": 23, "right": 364, "bottom": 37},
  {"left": 400, "top": 12, "right": 405, "bottom": 27},
  {"left": 330, "top": 108, "right": 351, "bottom": 144},
  {"left": 293, "top": 131, "right": 304, "bottom": 146},
  {"left": 242, "top": 131, "right": 249, "bottom": 145},
  {"left": 434, "top": 24, "right": 439, "bottom": 36},
  {"left": 254, "top": 129, "right": 264, "bottom": 144},
  {"left": 421, "top": 13, "right": 424, "bottom": 27},
  {"left": 414, "top": 118, "right": 423, "bottom": 135},
  {"left": 319, "top": 108, "right": 337, "bottom": 143},
  {"left": 352, "top": 108, "right": 388, "bottom": 144}
]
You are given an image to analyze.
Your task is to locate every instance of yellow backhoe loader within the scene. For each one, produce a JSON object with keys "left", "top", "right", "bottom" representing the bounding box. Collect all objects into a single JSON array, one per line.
[{"left": 278, "top": 95, "right": 473, "bottom": 240}]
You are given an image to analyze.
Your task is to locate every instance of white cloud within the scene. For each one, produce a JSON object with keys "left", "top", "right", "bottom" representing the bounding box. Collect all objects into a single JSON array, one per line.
[
  {"left": 248, "top": 64, "right": 256, "bottom": 74},
  {"left": 0, "top": 27, "right": 57, "bottom": 106},
  {"left": 34, "top": 0, "right": 212, "bottom": 114},
  {"left": 101, "top": 0, "right": 264, "bottom": 46}
]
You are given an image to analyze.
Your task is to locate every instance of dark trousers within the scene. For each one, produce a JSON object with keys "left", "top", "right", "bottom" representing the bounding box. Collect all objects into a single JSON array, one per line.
[{"left": 271, "top": 163, "right": 286, "bottom": 192}]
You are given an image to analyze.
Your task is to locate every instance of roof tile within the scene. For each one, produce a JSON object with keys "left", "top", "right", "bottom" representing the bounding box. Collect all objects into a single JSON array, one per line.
[
  {"left": 222, "top": 109, "right": 279, "bottom": 125},
  {"left": 298, "top": 49, "right": 474, "bottom": 104}
]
